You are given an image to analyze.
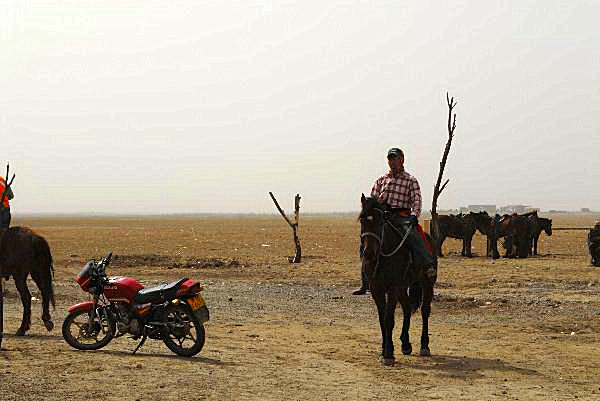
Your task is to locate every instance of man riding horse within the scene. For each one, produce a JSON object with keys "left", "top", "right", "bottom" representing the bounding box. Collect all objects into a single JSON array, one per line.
[{"left": 353, "top": 147, "right": 435, "bottom": 295}]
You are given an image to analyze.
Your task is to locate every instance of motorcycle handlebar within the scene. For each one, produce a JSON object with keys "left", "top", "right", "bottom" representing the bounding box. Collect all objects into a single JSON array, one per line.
[
  {"left": 104, "top": 252, "right": 113, "bottom": 267},
  {"left": 94, "top": 252, "right": 112, "bottom": 278}
]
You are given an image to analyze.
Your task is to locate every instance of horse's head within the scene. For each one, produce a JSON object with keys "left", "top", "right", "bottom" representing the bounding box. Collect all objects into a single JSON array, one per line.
[
  {"left": 469, "top": 211, "right": 492, "bottom": 235},
  {"left": 543, "top": 218, "right": 553, "bottom": 236},
  {"left": 358, "top": 194, "right": 385, "bottom": 271}
]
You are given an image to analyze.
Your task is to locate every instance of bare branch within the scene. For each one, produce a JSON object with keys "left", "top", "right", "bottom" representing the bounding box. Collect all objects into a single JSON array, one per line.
[
  {"left": 438, "top": 179, "right": 449, "bottom": 196},
  {"left": 294, "top": 194, "right": 301, "bottom": 226},
  {"left": 432, "top": 93, "right": 457, "bottom": 216},
  {"left": 431, "top": 93, "right": 458, "bottom": 254},
  {"left": 269, "top": 192, "right": 295, "bottom": 229},
  {"left": 269, "top": 192, "right": 302, "bottom": 263}
]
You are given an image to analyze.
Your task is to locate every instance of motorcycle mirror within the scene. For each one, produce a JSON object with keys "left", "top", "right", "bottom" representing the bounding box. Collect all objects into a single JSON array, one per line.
[{"left": 105, "top": 252, "right": 113, "bottom": 266}]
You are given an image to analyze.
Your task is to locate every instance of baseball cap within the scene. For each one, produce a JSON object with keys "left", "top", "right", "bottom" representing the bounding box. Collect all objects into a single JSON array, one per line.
[{"left": 387, "top": 148, "right": 404, "bottom": 159}]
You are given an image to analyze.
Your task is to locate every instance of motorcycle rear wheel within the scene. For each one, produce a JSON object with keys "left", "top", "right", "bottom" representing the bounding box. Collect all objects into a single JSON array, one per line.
[
  {"left": 62, "top": 309, "right": 116, "bottom": 351},
  {"left": 162, "top": 304, "right": 205, "bottom": 357}
]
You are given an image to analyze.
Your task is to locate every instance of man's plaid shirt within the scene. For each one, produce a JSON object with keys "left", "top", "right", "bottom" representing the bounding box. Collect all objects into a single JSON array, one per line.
[{"left": 371, "top": 170, "right": 422, "bottom": 217}]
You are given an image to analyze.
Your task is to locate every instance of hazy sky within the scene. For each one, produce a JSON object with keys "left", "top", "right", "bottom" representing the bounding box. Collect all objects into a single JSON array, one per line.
[{"left": 1, "top": 0, "right": 599, "bottom": 214}]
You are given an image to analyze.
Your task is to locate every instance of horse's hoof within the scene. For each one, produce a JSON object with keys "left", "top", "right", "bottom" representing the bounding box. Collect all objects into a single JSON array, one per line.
[
  {"left": 381, "top": 357, "right": 395, "bottom": 366},
  {"left": 43, "top": 320, "right": 54, "bottom": 332},
  {"left": 15, "top": 329, "right": 27, "bottom": 336},
  {"left": 420, "top": 347, "right": 431, "bottom": 357},
  {"left": 402, "top": 344, "right": 412, "bottom": 355}
]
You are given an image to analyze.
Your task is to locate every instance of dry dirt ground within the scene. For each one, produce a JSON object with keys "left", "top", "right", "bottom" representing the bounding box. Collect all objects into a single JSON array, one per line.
[{"left": 1, "top": 214, "right": 599, "bottom": 401}]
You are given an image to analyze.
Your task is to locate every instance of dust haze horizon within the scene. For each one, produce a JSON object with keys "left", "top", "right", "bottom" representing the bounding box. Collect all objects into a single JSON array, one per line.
[{"left": 2, "top": 1, "right": 599, "bottom": 215}]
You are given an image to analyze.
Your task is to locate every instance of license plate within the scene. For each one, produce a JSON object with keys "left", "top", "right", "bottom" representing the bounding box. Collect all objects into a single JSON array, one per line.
[{"left": 187, "top": 294, "right": 205, "bottom": 311}]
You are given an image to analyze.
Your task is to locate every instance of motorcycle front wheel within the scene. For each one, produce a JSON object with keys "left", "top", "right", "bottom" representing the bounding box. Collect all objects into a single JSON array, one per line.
[
  {"left": 162, "top": 303, "right": 205, "bottom": 357},
  {"left": 62, "top": 309, "right": 116, "bottom": 351}
]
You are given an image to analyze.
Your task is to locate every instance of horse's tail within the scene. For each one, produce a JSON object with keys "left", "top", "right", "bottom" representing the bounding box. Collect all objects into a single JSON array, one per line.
[
  {"left": 32, "top": 234, "right": 55, "bottom": 309},
  {"left": 409, "top": 282, "right": 423, "bottom": 314}
]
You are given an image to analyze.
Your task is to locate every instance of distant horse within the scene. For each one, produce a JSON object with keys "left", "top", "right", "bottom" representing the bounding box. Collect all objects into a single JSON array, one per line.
[
  {"left": 0, "top": 227, "right": 55, "bottom": 335},
  {"left": 527, "top": 215, "right": 552, "bottom": 256},
  {"left": 436, "top": 213, "right": 478, "bottom": 257},
  {"left": 359, "top": 195, "right": 436, "bottom": 365},
  {"left": 469, "top": 211, "right": 502, "bottom": 258},
  {"left": 502, "top": 214, "right": 531, "bottom": 258},
  {"left": 588, "top": 222, "right": 600, "bottom": 267},
  {"left": 471, "top": 212, "right": 530, "bottom": 259}
]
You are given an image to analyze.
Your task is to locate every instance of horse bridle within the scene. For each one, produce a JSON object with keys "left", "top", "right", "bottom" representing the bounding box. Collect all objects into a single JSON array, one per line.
[{"left": 360, "top": 208, "right": 413, "bottom": 277}]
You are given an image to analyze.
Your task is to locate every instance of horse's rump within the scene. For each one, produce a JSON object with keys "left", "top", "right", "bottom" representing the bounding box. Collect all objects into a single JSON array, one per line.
[{"left": 0, "top": 226, "right": 55, "bottom": 306}]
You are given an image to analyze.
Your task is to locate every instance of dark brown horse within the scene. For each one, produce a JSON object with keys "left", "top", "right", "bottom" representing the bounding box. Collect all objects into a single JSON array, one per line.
[
  {"left": 0, "top": 227, "right": 55, "bottom": 335},
  {"left": 502, "top": 214, "right": 530, "bottom": 258},
  {"left": 468, "top": 211, "right": 500, "bottom": 257},
  {"left": 471, "top": 212, "right": 530, "bottom": 259},
  {"left": 588, "top": 222, "right": 600, "bottom": 267},
  {"left": 437, "top": 213, "right": 478, "bottom": 257},
  {"left": 527, "top": 215, "right": 552, "bottom": 255},
  {"left": 359, "top": 195, "right": 436, "bottom": 365}
]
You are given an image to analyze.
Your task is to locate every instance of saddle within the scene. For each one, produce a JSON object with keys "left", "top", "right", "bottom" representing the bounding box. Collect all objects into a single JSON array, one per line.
[
  {"left": 133, "top": 278, "right": 188, "bottom": 304},
  {"left": 386, "top": 213, "right": 434, "bottom": 256}
]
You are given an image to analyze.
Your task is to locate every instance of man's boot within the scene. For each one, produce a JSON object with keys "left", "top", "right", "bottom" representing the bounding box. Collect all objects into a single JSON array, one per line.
[{"left": 352, "top": 266, "right": 369, "bottom": 295}]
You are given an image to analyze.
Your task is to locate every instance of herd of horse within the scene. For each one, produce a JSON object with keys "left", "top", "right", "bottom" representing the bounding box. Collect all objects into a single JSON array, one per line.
[
  {"left": 436, "top": 210, "right": 553, "bottom": 259},
  {"left": 356, "top": 198, "right": 565, "bottom": 363},
  {"left": 357, "top": 198, "right": 600, "bottom": 364},
  {"left": 0, "top": 197, "right": 597, "bottom": 367}
]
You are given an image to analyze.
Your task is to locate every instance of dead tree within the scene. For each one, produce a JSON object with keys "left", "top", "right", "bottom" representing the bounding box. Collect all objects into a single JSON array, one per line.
[
  {"left": 269, "top": 192, "right": 302, "bottom": 263},
  {"left": 431, "top": 93, "right": 457, "bottom": 254},
  {"left": 0, "top": 163, "right": 15, "bottom": 349}
]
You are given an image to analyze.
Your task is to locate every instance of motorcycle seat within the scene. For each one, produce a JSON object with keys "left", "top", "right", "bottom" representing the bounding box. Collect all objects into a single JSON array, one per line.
[{"left": 134, "top": 277, "right": 189, "bottom": 304}]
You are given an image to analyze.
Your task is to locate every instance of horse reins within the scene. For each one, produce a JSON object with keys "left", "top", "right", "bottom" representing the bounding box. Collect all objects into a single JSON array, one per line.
[{"left": 360, "top": 210, "right": 413, "bottom": 276}]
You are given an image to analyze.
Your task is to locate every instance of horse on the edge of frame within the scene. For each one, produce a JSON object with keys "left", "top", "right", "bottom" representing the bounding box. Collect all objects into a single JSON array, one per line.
[
  {"left": 0, "top": 226, "right": 55, "bottom": 335},
  {"left": 358, "top": 194, "right": 436, "bottom": 365}
]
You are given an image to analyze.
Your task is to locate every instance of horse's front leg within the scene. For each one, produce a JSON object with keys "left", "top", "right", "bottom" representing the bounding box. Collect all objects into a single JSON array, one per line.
[
  {"left": 463, "top": 236, "right": 473, "bottom": 257},
  {"left": 371, "top": 290, "right": 387, "bottom": 358},
  {"left": 398, "top": 289, "right": 412, "bottom": 355},
  {"left": 382, "top": 294, "right": 397, "bottom": 364},
  {"left": 491, "top": 237, "right": 500, "bottom": 259},
  {"left": 419, "top": 283, "right": 434, "bottom": 356}
]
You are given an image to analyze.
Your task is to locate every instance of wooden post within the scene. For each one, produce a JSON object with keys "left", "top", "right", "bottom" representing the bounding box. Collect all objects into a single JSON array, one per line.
[
  {"left": 269, "top": 192, "right": 302, "bottom": 263},
  {"left": 431, "top": 93, "right": 457, "bottom": 254},
  {"left": 422, "top": 219, "right": 431, "bottom": 234}
]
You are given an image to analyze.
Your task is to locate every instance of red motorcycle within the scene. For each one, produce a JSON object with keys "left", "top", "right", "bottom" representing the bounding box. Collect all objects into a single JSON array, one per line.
[{"left": 62, "top": 252, "right": 209, "bottom": 357}]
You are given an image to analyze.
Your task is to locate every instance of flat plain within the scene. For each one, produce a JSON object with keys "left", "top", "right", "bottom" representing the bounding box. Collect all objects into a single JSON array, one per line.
[{"left": 1, "top": 214, "right": 599, "bottom": 401}]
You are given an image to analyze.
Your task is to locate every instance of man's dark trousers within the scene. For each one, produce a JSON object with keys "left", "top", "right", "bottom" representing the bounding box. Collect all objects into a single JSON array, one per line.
[{"left": 0, "top": 208, "right": 11, "bottom": 229}]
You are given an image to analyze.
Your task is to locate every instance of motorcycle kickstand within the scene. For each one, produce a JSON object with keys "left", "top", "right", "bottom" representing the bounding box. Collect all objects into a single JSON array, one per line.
[{"left": 132, "top": 334, "right": 148, "bottom": 355}]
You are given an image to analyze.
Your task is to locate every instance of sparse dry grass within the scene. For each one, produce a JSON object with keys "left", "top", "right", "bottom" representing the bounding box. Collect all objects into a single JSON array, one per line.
[{"left": 1, "top": 214, "right": 599, "bottom": 400}]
